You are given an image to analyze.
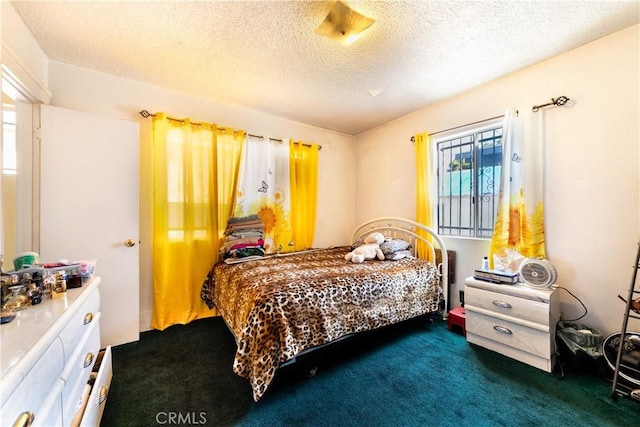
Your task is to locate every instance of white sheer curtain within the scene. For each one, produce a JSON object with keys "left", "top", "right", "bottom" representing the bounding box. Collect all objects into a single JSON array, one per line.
[
  {"left": 232, "top": 135, "right": 293, "bottom": 254},
  {"left": 489, "top": 107, "right": 546, "bottom": 270}
]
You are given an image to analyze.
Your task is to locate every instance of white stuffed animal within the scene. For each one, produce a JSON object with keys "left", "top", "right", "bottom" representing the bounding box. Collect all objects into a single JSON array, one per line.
[{"left": 345, "top": 232, "right": 385, "bottom": 263}]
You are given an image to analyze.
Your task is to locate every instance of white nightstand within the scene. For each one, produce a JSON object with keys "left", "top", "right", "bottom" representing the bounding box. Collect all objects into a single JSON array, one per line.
[{"left": 464, "top": 276, "right": 560, "bottom": 373}]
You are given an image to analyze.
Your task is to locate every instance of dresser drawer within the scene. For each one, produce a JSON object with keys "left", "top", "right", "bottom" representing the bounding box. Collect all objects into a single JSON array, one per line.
[
  {"left": 33, "top": 379, "right": 64, "bottom": 427},
  {"left": 0, "top": 338, "right": 65, "bottom": 427},
  {"left": 466, "top": 309, "right": 552, "bottom": 359},
  {"left": 80, "top": 347, "right": 113, "bottom": 427},
  {"left": 465, "top": 286, "right": 551, "bottom": 326},
  {"left": 61, "top": 312, "right": 102, "bottom": 426},
  {"left": 58, "top": 288, "right": 101, "bottom": 361}
]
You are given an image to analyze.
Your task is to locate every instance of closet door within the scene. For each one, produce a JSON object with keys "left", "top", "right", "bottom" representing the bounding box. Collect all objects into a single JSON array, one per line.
[{"left": 39, "top": 104, "right": 140, "bottom": 347}]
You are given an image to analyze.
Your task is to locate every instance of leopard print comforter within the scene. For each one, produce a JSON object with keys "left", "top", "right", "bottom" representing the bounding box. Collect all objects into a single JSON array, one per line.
[{"left": 201, "top": 246, "right": 441, "bottom": 401}]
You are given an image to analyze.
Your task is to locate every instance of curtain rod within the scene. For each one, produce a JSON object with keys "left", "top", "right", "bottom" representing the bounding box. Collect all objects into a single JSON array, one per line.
[
  {"left": 532, "top": 95, "right": 570, "bottom": 112},
  {"left": 139, "top": 110, "right": 321, "bottom": 150},
  {"left": 411, "top": 94, "right": 570, "bottom": 142},
  {"left": 410, "top": 114, "right": 505, "bottom": 142}
]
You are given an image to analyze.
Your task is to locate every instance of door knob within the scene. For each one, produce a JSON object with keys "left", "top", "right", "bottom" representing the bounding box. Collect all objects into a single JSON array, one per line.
[{"left": 125, "top": 239, "right": 136, "bottom": 247}]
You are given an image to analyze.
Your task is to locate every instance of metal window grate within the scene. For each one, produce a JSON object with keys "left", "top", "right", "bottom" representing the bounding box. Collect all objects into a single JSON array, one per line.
[{"left": 436, "top": 126, "right": 502, "bottom": 238}]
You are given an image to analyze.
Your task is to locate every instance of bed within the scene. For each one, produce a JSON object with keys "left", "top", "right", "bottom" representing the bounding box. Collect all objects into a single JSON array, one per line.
[{"left": 200, "top": 217, "right": 448, "bottom": 401}]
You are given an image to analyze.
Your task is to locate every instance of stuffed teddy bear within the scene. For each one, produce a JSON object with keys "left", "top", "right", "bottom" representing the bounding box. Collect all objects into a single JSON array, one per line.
[{"left": 345, "top": 232, "right": 385, "bottom": 263}]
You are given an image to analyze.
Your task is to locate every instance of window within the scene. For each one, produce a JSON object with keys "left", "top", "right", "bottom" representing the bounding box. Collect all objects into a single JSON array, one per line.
[
  {"left": 436, "top": 122, "right": 503, "bottom": 238},
  {"left": 2, "top": 105, "right": 17, "bottom": 175},
  {"left": 166, "top": 127, "right": 212, "bottom": 240}
]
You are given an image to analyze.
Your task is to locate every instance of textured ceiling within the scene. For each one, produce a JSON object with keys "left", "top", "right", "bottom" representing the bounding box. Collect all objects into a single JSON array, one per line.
[{"left": 10, "top": 1, "right": 640, "bottom": 135}]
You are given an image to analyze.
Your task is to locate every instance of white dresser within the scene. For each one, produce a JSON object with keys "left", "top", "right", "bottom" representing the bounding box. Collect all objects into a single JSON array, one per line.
[
  {"left": 464, "top": 276, "right": 560, "bottom": 372},
  {"left": 0, "top": 277, "right": 112, "bottom": 427}
]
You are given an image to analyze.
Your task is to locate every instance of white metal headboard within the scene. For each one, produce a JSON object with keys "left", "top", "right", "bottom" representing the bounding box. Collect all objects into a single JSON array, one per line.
[{"left": 351, "top": 216, "right": 449, "bottom": 316}]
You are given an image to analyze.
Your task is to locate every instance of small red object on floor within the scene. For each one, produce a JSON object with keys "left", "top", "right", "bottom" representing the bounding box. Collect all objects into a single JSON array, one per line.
[{"left": 448, "top": 306, "right": 466, "bottom": 336}]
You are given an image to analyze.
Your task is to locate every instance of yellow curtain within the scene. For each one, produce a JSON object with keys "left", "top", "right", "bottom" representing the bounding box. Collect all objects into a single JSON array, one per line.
[
  {"left": 151, "top": 113, "right": 244, "bottom": 330},
  {"left": 414, "top": 132, "right": 434, "bottom": 261},
  {"left": 289, "top": 141, "right": 319, "bottom": 251},
  {"left": 215, "top": 127, "right": 246, "bottom": 251}
]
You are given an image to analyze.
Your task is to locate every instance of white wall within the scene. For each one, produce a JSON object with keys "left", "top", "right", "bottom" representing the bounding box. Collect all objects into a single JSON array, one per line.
[
  {"left": 1, "top": 2, "right": 50, "bottom": 103},
  {"left": 354, "top": 25, "right": 640, "bottom": 336}
]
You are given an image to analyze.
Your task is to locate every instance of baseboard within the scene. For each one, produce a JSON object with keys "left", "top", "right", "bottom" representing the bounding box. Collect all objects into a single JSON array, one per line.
[{"left": 139, "top": 309, "right": 153, "bottom": 332}]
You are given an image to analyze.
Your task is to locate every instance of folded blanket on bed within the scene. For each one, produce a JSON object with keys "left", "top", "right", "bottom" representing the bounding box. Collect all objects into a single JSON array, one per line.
[
  {"left": 224, "top": 238, "right": 265, "bottom": 252},
  {"left": 222, "top": 215, "right": 266, "bottom": 259},
  {"left": 225, "top": 246, "right": 265, "bottom": 259}
]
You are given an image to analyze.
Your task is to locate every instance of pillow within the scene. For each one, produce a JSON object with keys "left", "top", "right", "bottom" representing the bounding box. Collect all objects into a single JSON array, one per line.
[
  {"left": 380, "top": 238, "right": 411, "bottom": 256},
  {"left": 386, "top": 249, "right": 413, "bottom": 261}
]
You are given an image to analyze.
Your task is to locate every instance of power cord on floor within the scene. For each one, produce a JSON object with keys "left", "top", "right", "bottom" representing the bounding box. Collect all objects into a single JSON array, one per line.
[{"left": 555, "top": 286, "right": 588, "bottom": 322}]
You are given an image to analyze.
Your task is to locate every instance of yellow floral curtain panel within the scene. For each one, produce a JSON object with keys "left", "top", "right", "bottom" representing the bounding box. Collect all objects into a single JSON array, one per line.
[
  {"left": 228, "top": 138, "right": 320, "bottom": 254},
  {"left": 489, "top": 108, "right": 546, "bottom": 269},
  {"left": 151, "top": 113, "right": 244, "bottom": 330},
  {"left": 231, "top": 135, "right": 293, "bottom": 254}
]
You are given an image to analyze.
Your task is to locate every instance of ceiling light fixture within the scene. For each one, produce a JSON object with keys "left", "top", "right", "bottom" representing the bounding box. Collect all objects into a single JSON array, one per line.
[{"left": 315, "top": 1, "right": 375, "bottom": 46}]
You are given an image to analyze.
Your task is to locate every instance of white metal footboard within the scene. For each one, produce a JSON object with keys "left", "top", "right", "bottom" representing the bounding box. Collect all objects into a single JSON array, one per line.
[{"left": 351, "top": 216, "right": 449, "bottom": 316}]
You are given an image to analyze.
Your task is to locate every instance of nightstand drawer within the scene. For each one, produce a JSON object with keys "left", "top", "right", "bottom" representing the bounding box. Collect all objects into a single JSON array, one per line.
[
  {"left": 466, "top": 309, "right": 552, "bottom": 358},
  {"left": 465, "top": 286, "right": 551, "bottom": 326}
]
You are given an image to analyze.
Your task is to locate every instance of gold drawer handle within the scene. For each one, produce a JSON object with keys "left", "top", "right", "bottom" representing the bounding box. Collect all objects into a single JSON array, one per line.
[
  {"left": 12, "top": 411, "right": 34, "bottom": 427},
  {"left": 83, "top": 312, "right": 94, "bottom": 325},
  {"left": 98, "top": 385, "right": 109, "bottom": 404},
  {"left": 493, "top": 325, "right": 513, "bottom": 335},
  {"left": 492, "top": 300, "right": 512, "bottom": 309},
  {"left": 84, "top": 352, "right": 94, "bottom": 368}
]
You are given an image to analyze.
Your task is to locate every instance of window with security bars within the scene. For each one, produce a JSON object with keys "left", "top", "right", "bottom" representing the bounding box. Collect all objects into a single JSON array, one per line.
[{"left": 436, "top": 124, "right": 503, "bottom": 238}]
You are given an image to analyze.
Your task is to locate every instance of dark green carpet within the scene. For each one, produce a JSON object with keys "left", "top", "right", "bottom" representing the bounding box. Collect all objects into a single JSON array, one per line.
[{"left": 101, "top": 316, "right": 637, "bottom": 426}]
